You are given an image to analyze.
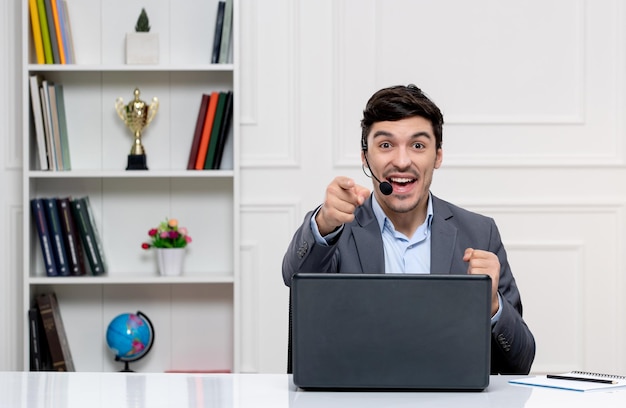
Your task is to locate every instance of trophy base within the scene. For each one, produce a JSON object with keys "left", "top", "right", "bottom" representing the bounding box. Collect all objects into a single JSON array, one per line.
[{"left": 126, "top": 154, "right": 148, "bottom": 170}]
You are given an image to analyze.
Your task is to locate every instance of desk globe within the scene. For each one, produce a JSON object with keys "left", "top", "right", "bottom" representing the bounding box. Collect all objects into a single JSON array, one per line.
[{"left": 106, "top": 311, "right": 154, "bottom": 372}]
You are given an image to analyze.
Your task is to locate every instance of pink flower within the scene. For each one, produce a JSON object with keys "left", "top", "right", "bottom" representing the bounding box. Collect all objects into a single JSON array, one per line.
[{"left": 144, "top": 217, "right": 192, "bottom": 249}]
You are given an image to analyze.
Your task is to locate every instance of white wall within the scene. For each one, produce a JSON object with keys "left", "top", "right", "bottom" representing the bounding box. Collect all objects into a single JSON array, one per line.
[
  {"left": 238, "top": 0, "right": 626, "bottom": 375},
  {"left": 2, "top": 0, "right": 626, "bottom": 375}
]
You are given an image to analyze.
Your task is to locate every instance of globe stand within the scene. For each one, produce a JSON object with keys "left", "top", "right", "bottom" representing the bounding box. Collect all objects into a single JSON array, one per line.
[{"left": 118, "top": 358, "right": 134, "bottom": 373}]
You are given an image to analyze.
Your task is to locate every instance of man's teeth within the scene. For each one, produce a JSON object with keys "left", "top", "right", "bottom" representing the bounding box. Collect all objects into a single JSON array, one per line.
[{"left": 390, "top": 177, "right": 414, "bottom": 184}]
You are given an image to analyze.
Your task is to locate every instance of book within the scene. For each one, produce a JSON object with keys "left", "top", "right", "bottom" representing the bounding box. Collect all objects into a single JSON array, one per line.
[
  {"left": 40, "top": 80, "right": 57, "bottom": 170},
  {"left": 55, "top": 84, "right": 71, "bottom": 170},
  {"left": 28, "top": 307, "right": 52, "bottom": 371},
  {"left": 47, "top": 83, "right": 64, "bottom": 170},
  {"left": 29, "top": 75, "right": 49, "bottom": 170},
  {"left": 61, "top": 1, "right": 75, "bottom": 63},
  {"left": 194, "top": 92, "right": 220, "bottom": 170},
  {"left": 82, "top": 196, "right": 108, "bottom": 274},
  {"left": 509, "top": 371, "right": 626, "bottom": 392},
  {"left": 57, "top": 197, "right": 86, "bottom": 276},
  {"left": 44, "top": 0, "right": 60, "bottom": 63},
  {"left": 211, "top": 1, "right": 226, "bottom": 63},
  {"left": 49, "top": 0, "right": 66, "bottom": 64},
  {"left": 36, "top": 292, "right": 75, "bottom": 371},
  {"left": 204, "top": 92, "right": 228, "bottom": 169},
  {"left": 218, "top": 0, "right": 233, "bottom": 64},
  {"left": 43, "top": 197, "right": 70, "bottom": 276},
  {"left": 36, "top": 0, "right": 53, "bottom": 64},
  {"left": 28, "top": 308, "right": 42, "bottom": 370},
  {"left": 28, "top": 0, "right": 45, "bottom": 64},
  {"left": 30, "top": 198, "right": 57, "bottom": 277},
  {"left": 187, "top": 94, "right": 211, "bottom": 170},
  {"left": 71, "top": 197, "right": 107, "bottom": 275},
  {"left": 212, "top": 91, "right": 233, "bottom": 169},
  {"left": 54, "top": 0, "right": 71, "bottom": 64}
]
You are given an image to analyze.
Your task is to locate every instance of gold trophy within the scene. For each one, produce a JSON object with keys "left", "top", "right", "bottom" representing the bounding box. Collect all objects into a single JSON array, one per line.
[{"left": 115, "top": 88, "right": 159, "bottom": 170}]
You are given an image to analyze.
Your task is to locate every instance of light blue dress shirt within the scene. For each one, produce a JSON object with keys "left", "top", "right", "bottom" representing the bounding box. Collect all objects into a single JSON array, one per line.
[{"left": 371, "top": 193, "right": 433, "bottom": 274}]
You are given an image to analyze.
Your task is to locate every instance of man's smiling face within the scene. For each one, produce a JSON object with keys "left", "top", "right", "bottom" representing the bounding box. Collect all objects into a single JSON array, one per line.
[{"left": 362, "top": 116, "right": 443, "bottom": 217}]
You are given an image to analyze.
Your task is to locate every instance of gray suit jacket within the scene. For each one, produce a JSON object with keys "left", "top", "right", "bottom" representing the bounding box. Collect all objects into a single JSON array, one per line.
[{"left": 282, "top": 194, "right": 535, "bottom": 374}]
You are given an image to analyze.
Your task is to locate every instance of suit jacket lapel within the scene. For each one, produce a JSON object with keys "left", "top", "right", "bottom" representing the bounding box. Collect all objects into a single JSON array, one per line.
[
  {"left": 352, "top": 196, "right": 385, "bottom": 274},
  {"left": 430, "top": 195, "right": 457, "bottom": 275}
]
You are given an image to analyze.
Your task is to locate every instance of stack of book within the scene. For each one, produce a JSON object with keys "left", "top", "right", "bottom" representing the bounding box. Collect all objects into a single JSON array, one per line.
[
  {"left": 187, "top": 91, "right": 234, "bottom": 170},
  {"left": 31, "top": 196, "right": 107, "bottom": 277},
  {"left": 28, "top": 0, "right": 75, "bottom": 64},
  {"left": 211, "top": 0, "right": 234, "bottom": 64},
  {"left": 29, "top": 75, "right": 71, "bottom": 171},
  {"left": 29, "top": 292, "right": 74, "bottom": 371}
]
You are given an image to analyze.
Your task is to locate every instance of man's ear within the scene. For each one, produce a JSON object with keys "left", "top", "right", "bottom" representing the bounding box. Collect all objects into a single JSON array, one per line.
[
  {"left": 434, "top": 148, "right": 443, "bottom": 169},
  {"left": 361, "top": 150, "right": 367, "bottom": 167}
]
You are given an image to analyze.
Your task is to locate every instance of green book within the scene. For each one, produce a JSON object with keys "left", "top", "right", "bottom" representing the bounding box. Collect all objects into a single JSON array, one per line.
[
  {"left": 218, "top": 0, "right": 233, "bottom": 63},
  {"left": 204, "top": 92, "right": 227, "bottom": 169},
  {"left": 55, "top": 84, "right": 71, "bottom": 170},
  {"left": 70, "top": 197, "right": 107, "bottom": 275},
  {"left": 36, "top": 0, "right": 53, "bottom": 64}
]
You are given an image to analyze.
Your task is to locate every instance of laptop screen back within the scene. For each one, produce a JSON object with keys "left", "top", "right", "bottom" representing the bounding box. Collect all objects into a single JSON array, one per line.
[{"left": 291, "top": 273, "right": 492, "bottom": 390}]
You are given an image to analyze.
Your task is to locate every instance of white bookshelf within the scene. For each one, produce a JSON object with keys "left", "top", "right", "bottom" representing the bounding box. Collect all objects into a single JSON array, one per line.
[{"left": 21, "top": 0, "right": 239, "bottom": 373}]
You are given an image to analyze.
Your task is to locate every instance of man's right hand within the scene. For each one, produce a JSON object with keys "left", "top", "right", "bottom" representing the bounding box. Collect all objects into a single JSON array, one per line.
[{"left": 315, "top": 177, "right": 371, "bottom": 236}]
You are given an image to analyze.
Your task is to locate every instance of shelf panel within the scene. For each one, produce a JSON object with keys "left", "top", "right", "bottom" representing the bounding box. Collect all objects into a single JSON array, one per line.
[
  {"left": 28, "top": 274, "right": 235, "bottom": 285},
  {"left": 27, "top": 170, "right": 235, "bottom": 179},
  {"left": 27, "top": 64, "right": 235, "bottom": 73}
]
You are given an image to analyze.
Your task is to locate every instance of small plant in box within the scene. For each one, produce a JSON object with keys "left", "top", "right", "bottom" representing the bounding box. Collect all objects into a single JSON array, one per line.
[{"left": 126, "top": 8, "right": 159, "bottom": 64}]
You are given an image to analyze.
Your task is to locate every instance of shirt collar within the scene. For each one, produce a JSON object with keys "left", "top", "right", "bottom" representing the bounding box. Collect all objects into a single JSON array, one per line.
[{"left": 372, "top": 192, "right": 434, "bottom": 235}]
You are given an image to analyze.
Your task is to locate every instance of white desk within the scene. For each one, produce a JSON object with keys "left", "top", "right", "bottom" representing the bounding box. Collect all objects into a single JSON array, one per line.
[{"left": 1, "top": 372, "right": 625, "bottom": 407}]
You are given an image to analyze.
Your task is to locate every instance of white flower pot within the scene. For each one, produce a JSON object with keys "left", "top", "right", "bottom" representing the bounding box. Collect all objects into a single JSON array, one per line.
[
  {"left": 156, "top": 248, "right": 185, "bottom": 276},
  {"left": 126, "top": 32, "right": 159, "bottom": 64}
]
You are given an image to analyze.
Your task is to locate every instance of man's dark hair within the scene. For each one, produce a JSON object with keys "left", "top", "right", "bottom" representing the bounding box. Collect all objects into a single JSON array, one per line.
[{"left": 361, "top": 84, "right": 444, "bottom": 150}]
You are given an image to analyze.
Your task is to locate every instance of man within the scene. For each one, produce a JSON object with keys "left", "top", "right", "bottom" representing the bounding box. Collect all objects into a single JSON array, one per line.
[{"left": 282, "top": 84, "right": 535, "bottom": 374}]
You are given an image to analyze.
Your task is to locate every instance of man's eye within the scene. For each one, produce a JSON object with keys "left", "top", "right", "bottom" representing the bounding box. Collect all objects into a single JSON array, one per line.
[
  {"left": 380, "top": 142, "right": 391, "bottom": 149},
  {"left": 413, "top": 142, "right": 425, "bottom": 149}
]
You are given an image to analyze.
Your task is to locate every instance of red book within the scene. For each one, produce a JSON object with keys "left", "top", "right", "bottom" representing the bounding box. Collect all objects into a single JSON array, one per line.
[
  {"left": 187, "top": 94, "right": 210, "bottom": 170},
  {"left": 194, "top": 92, "right": 219, "bottom": 170}
]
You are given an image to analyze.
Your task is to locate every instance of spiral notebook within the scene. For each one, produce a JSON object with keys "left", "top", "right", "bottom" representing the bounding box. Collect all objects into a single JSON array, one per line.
[{"left": 509, "top": 371, "right": 626, "bottom": 392}]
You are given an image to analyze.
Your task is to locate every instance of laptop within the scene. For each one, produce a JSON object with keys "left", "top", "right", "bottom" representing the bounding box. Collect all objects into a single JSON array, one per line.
[{"left": 291, "top": 273, "right": 492, "bottom": 391}]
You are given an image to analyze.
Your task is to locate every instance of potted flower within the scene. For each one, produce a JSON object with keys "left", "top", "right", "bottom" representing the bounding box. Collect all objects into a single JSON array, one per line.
[
  {"left": 142, "top": 218, "right": 191, "bottom": 275},
  {"left": 126, "top": 8, "right": 159, "bottom": 64}
]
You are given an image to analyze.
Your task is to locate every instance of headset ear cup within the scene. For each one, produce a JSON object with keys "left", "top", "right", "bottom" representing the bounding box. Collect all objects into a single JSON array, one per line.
[{"left": 361, "top": 137, "right": 367, "bottom": 151}]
